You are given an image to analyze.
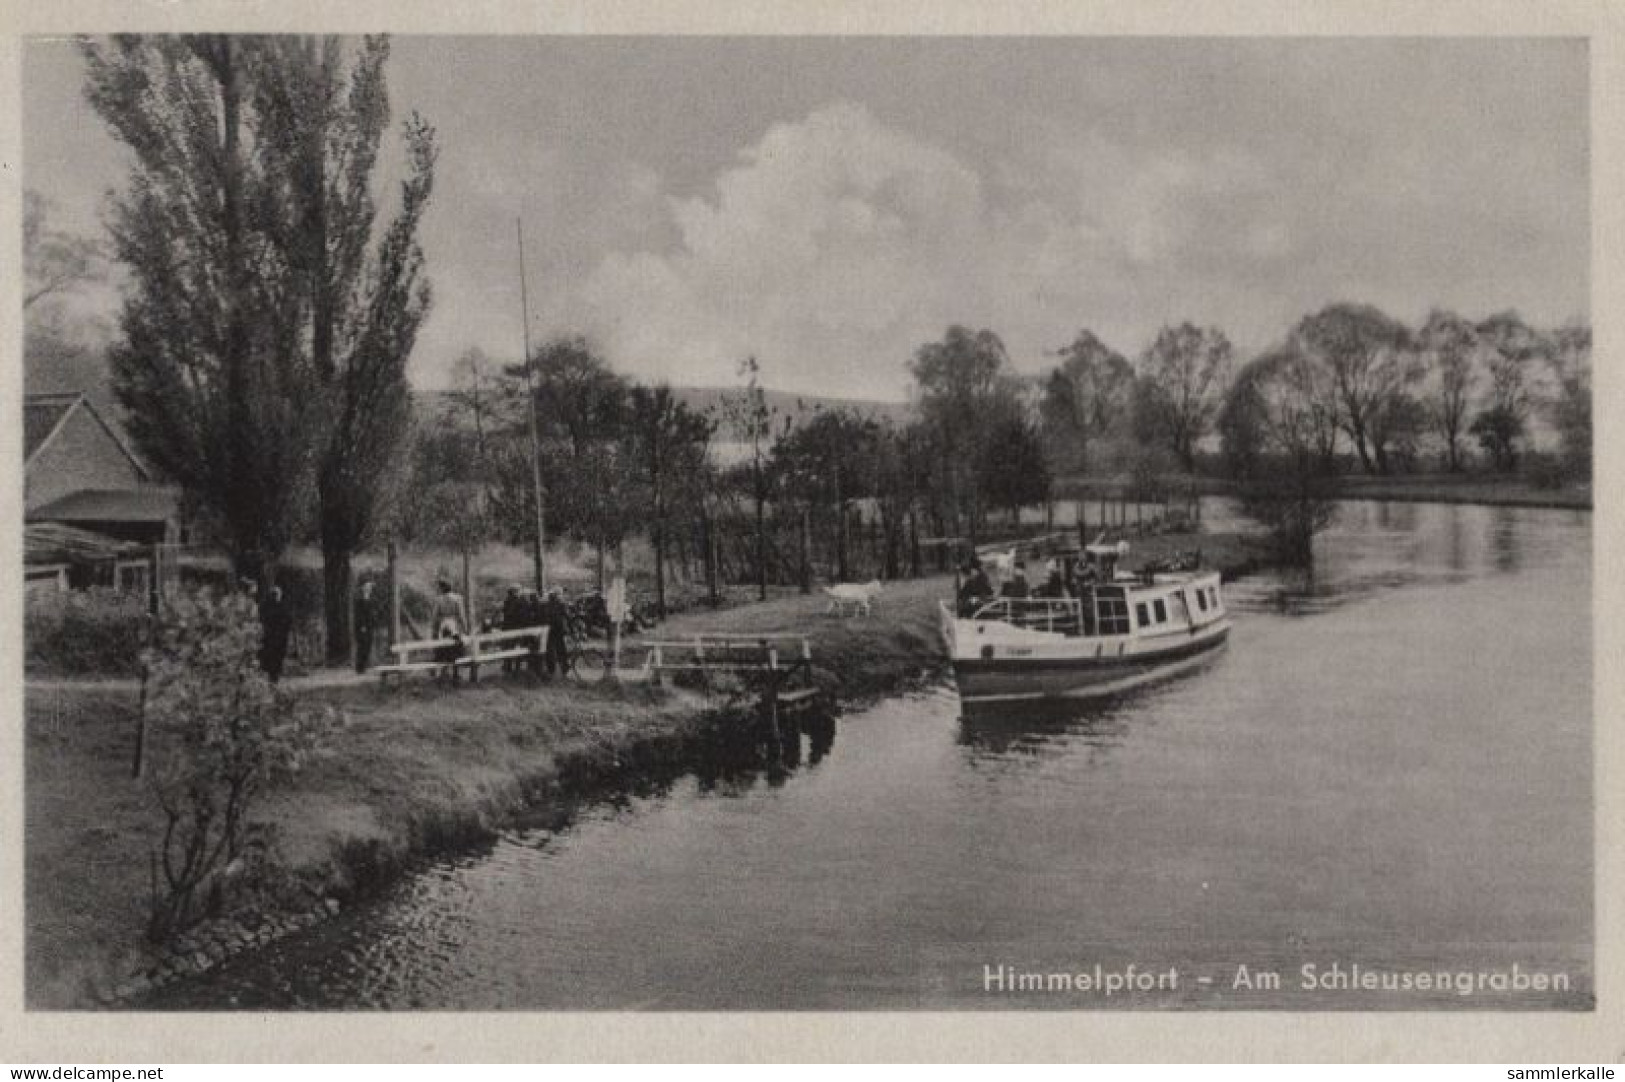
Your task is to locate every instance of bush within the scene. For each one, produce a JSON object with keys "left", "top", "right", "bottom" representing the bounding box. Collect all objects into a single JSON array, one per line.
[
  {"left": 142, "top": 588, "right": 332, "bottom": 940},
  {"left": 25, "top": 588, "right": 149, "bottom": 676},
  {"left": 1522, "top": 453, "right": 1574, "bottom": 492}
]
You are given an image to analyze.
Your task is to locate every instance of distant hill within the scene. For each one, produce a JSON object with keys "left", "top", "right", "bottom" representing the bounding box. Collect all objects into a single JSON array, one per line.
[
  {"left": 667, "top": 386, "right": 913, "bottom": 427},
  {"left": 412, "top": 385, "right": 915, "bottom": 429}
]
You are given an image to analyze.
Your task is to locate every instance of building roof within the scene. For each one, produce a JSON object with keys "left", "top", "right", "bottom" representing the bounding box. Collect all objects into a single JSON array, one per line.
[
  {"left": 27, "top": 487, "right": 179, "bottom": 525},
  {"left": 23, "top": 392, "right": 80, "bottom": 462},
  {"left": 24, "top": 522, "right": 145, "bottom": 565},
  {"left": 23, "top": 391, "right": 150, "bottom": 480}
]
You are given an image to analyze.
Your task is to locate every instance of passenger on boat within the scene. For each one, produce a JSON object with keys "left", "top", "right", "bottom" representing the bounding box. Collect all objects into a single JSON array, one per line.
[
  {"left": 1000, "top": 563, "right": 1031, "bottom": 599},
  {"left": 1034, "top": 563, "right": 1070, "bottom": 599},
  {"left": 958, "top": 560, "right": 993, "bottom": 615}
]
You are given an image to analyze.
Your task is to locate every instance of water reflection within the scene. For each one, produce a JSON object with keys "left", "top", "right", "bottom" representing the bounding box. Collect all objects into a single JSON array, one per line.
[
  {"left": 1445, "top": 503, "right": 1467, "bottom": 572},
  {"left": 957, "top": 695, "right": 1130, "bottom": 759},
  {"left": 1491, "top": 505, "right": 1522, "bottom": 573}
]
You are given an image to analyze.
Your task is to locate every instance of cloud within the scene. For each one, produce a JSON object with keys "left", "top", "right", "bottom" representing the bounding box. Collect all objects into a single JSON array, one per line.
[
  {"left": 555, "top": 102, "right": 1306, "bottom": 396},
  {"left": 564, "top": 101, "right": 989, "bottom": 389}
]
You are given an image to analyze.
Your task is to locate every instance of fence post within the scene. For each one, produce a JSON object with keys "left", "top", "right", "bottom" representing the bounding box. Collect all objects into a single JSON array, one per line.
[
  {"left": 702, "top": 511, "right": 719, "bottom": 606},
  {"left": 387, "top": 541, "right": 401, "bottom": 647},
  {"left": 909, "top": 510, "right": 921, "bottom": 578},
  {"left": 800, "top": 507, "right": 811, "bottom": 594}
]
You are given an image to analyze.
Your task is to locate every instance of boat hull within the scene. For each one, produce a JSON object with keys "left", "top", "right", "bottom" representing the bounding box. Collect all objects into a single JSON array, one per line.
[{"left": 950, "top": 625, "right": 1230, "bottom": 703}]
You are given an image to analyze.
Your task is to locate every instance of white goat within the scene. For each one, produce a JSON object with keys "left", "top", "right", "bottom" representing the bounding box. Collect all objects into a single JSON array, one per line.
[{"left": 823, "top": 579, "right": 884, "bottom": 617}]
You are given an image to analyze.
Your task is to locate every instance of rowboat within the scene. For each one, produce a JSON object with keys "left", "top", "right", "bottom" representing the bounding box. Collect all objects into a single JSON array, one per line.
[{"left": 940, "top": 543, "right": 1231, "bottom": 703}]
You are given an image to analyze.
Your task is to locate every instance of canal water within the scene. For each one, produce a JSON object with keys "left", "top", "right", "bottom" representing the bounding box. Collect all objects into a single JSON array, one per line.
[{"left": 148, "top": 501, "right": 1592, "bottom": 1010}]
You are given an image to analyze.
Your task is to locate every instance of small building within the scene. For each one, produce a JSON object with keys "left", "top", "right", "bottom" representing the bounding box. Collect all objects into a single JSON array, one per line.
[{"left": 23, "top": 392, "right": 180, "bottom": 595}]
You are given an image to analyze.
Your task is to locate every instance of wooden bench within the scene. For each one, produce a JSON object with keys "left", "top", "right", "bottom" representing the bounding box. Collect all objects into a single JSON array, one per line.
[{"left": 376, "top": 625, "right": 548, "bottom": 687}]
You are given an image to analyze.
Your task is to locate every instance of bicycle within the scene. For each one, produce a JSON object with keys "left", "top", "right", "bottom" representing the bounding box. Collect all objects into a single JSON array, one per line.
[{"left": 558, "top": 629, "right": 607, "bottom": 683}]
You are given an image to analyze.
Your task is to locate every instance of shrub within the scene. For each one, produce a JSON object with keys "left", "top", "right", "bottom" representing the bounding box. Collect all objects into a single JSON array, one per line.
[
  {"left": 1522, "top": 452, "right": 1572, "bottom": 492},
  {"left": 25, "top": 588, "right": 149, "bottom": 676},
  {"left": 141, "top": 588, "right": 332, "bottom": 941}
]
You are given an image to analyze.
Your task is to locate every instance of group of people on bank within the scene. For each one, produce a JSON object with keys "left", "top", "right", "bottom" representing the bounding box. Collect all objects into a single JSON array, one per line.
[
  {"left": 248, "top": 574, "right": 607, "bottom": 683},
  {"left": 420, "top": 578, "right": 576, "bottom": 678}
]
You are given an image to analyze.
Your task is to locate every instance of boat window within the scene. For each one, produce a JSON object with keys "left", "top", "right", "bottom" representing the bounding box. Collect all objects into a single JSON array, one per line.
[
  {"left": 1135, "top": 602, "right": 1149, "bottom": 627},
  {"left": 1195, "top": 589, "right": 1208, "bottom": 612},
  {"left": 1209, "top": 586, "right": 1220, "bottom": 608},
  {"left": 1095, "top": 590, "right": 1131, "bottom": 635},
  {"left": 1153, "top": 598, "right": 1167, "bottom": 623}
]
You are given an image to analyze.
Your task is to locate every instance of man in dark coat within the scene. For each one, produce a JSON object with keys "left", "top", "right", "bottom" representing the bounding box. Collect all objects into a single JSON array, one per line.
[
  {"left": 500, "top": 585, "right": 525, "bottom": 673},
  {"left": 259, "top": 584, "right": 293, "bottom": 683},
  {"left": 957, "top": 560, "right": 993, "bottom": 615},
  {"left": 542, "top": 587, "right": 572, "bottom": 678},
  {"left": 353, "top": 579, "right": 378, "bottom": 674}
]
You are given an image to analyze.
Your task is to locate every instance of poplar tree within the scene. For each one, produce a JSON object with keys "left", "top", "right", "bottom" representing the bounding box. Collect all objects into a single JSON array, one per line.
[
  {"left": 254, "top": 35, "right": 437, "bottom": 664},
  {"left": 82, "top": 35, "right": 318, "bottom": 584}
]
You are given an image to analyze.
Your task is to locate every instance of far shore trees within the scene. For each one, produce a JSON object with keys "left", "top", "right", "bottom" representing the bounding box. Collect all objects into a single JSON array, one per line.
[
  {"left": 511, "top": 337, "right": 635, "bottom": 590},
  {"left": 1131, "top": 322, "right": 1232, "bottom": 473},
  {"left": 1041, "top": 329, "right": 1134, "bottom": 476},
  {"left": 1417, "top": 310, "right": 1479, "bottom": 473},
  {"left": 1292, "top": 303, "right": 1419, "bottom": 476},
  {"left": 1548, "top": 322, "right": 1592, "bottom": 481},
  {"left": 721, "top": 357, "right": 778, "bottom": 601},
  {"left": 772, "top": 407, "right": 880, "bottom": 583},
  {"left": 1471, "top": 311, "right": 1545, "bottom": 472},
  {"left": 628, "top": 384, "right": 713, "bottom": 616},
  {"left": 909, "top": 325, "right": 1027, "bottom": 543},
  {"left": 1222, "top": 344, "right": 1341, "bottom": 564}
]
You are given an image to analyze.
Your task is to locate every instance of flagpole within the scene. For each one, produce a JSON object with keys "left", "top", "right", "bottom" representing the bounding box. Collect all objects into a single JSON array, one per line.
[{"left": 517, "top": 218, "right": 547, "bottom": 592}]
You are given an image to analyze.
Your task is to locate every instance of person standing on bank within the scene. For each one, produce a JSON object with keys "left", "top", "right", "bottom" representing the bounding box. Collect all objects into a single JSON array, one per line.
[
  {"left": 431, "top": 578, "right": 468, "bottom": 639},
  {"left": 353, "top": 579, "right": 377, "bottom": 674},
  {"left": 259, "top": 584, "right": 293, "bottom": 683},
  {"left": 500, "top": 585, "right": 526, "bottom": 674},
  {"left": 542, "top": 586, "right": 571, "bottom": 678}
]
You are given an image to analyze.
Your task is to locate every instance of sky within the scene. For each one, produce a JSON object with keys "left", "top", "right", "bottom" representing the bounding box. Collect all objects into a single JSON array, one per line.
[{"left": 22, "top": 35, "right": 1589, "bottom": 399}]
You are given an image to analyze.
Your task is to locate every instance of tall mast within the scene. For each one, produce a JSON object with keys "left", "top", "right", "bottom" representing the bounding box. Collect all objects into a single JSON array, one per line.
[{"left": 518, "top": 218, "right": 547, "bottom": 592}]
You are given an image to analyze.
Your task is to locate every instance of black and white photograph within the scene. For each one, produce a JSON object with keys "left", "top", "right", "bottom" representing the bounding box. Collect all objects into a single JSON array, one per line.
[{"left": 14, "top": 20, "right": 1602, "bottom": 1033}]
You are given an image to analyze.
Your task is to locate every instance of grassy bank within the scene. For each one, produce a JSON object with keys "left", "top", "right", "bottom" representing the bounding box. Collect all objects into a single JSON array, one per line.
[{"left": 24, "top": 527, "right": 1263, "bottom": 1008}]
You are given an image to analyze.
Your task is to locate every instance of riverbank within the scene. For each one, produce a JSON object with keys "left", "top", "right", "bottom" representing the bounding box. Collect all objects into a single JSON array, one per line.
[
  {"left": 25, "top": 528, "right": 1265, "bottom": 1008},
  {"left": 1198, "top": 473, "right": 1591, "bottom": 511},
  {"left": 1056, "top": 470, "right": 1591, "bottom": 511}
]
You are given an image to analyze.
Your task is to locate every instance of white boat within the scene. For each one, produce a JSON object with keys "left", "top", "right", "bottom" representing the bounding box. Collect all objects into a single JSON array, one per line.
[{"left": 940, "top": 543, "right": 1231, "bottom": 703}]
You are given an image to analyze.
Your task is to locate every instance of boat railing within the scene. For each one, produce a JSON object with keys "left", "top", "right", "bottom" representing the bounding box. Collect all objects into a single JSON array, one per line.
[{"left": 965, "top": 596, "right": 1088, "bottom": 635}]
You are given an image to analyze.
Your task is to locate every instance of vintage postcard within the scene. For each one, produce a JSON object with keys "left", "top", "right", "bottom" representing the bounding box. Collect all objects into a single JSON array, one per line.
[{"left": 2, "top": 0, "right": 1619, "bottom": 1064}]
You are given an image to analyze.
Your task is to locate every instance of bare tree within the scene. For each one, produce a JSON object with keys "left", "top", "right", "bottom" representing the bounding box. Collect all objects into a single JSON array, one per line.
[
  {"left": 1132, "top": 322, "right": 1232, "bottom": 472},
  {"left": 1471, "top": 311, "right": 1545, "bottom": 471},
  {"left": 1041, "top": 329, "right": 1133, "bottom": 475},
  {"left": 23, "top": 189, "right": 103, "bottom": 312},
  {"left": 721, "top": 357, "right": 778, "bottom": 600},
  {"left": 1292, "top": 303, "right": 1419, "bottom": 475},
  {"left": 1224, "top": 344, "right": 1341, "bottom": 563},
  {"left": 1416, "top": 309, "right": 1478, "bottom": 472}
]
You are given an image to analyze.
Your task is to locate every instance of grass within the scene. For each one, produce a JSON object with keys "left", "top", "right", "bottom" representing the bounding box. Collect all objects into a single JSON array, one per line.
[{"left": 23, "top": 524, "right": 1261, "bottom": 1007}]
